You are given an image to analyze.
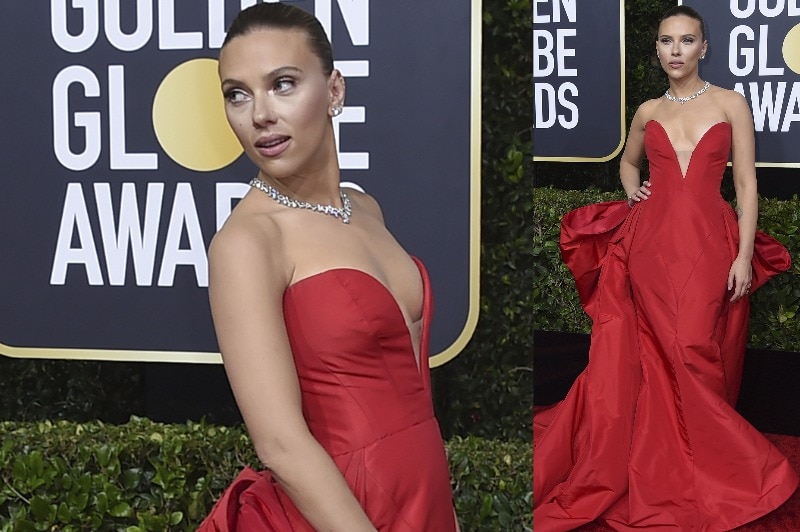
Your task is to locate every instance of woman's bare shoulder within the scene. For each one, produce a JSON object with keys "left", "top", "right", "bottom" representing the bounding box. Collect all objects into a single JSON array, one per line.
[
  {"left": 345, "top": 187, "right": 385, "bottom": 223},
  {"left": 209, "top": 196, "right": 287, "bottom": 275},
  {"left": 714, "top": 86, "right": 750, "bottom": 114},
  {"left": 631, "top": 98, "right": 662, "bottom": 128}
]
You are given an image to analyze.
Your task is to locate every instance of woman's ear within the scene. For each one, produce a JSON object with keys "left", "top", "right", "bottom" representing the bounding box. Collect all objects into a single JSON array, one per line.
[{"left": 328, "top": 69, "right": 345, "bottom": 117}]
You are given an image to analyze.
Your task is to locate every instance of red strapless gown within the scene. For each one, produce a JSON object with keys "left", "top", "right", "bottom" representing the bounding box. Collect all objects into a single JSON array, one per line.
[
  {"left": 533, "top": 121, "right": 797, "bottom": 531},
  {"left": 199, "top": 258, "right": 456, "bottom": 531}
]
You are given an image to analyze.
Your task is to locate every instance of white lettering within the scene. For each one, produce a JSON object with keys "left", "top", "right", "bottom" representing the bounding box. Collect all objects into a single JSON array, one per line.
[
  {"left": 533, "top": 0, "right": 550, "bottom": 23},
  {"left": 556, "top": 29, "right": 577, "bottom": 77},
  {"left": 729, "top": 25, "right": 755, "bottom": 76},
  {"left": 316, "top": 0, "right": 369, "bottom": 46},
  {"left": 534, "top": 30, "right": 576, "bottom": 77},
  {"left": 158, "top": 0, "right": 202, "bottom": 50},
  {"left": 760, "top": 0, "right": 785, "bottom": 17},
  {"left": 104, "top": 0, "right": 152, "bottom": 51},
  {"left": 781, "top": 82, "right": 800, "bottom": 131},
  {"left": 158, "top": 183, "right": 207, "bottom": 287},
  {"left": 51, "top": 0, "right": 99, "bottom": 53},
  {"left": 216, "top": 182, "right": 249, "bottom": 231},
  {"left": 750, "top": 81, "right": 786, "bottom": 131},
  {"left": 534, "top": 30, "right": 555, "bottom": 77},
  {"left": 53, "top": 65, "right": 102, "bottom": 171},
  {"left": 758, "top": 25, "right": 784, "bottom": 75},
  {"left": 558, "top": 82, "right": 579, "bottom": 128},
  {"left": 334, "top": 60, "right": 369, "bottom": 170},
  {"left": 533, "top": 0, "right": 577, "bottom": 23},
  {"left": 51, "top": 183, "right": 103, "bottom": 285},
  {"left": 208, "top": 0, "right": 226, "bottom": 49},
  {"left": 108, "top": 65, "right": 158, "bottom": 169},
  {"left": 95, "top": 182, "right": 164, "bottom": 286},
  {"left": 731, "top": 0, "right": 756, "bottom": 18},
  {"left": 534, "top": 84, "right": 556, "bottom": 128},
  {"left": 334, "top": 107, "right": 368, "bottom": 170}
]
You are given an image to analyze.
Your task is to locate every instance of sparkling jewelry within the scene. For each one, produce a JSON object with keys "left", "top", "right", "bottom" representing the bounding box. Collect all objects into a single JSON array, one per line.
[
  {"left": 331, "top": 106, "right": 343, "bottom": 117},
  {"left": 249, "top": 177, "right": 352, "bottom": 224},
  {"left": 664, "top": 81, "right": 710, "bottom": 105}
]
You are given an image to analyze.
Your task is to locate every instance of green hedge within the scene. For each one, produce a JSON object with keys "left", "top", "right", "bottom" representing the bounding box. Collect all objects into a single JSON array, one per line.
[
  {"left": 0, "top": 418, "right": 531, "bottom": 532},
  {"left": 533, "top": 187, "right": 800, "bottom": 351}
]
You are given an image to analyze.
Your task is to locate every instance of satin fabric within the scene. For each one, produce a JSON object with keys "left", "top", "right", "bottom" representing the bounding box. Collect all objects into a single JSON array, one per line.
[
  {"left": 199, "top": 258, "right": 456, "bottom": 531},
  {"left": 534, "top": 121, "right": 797, "bottom": 531}
]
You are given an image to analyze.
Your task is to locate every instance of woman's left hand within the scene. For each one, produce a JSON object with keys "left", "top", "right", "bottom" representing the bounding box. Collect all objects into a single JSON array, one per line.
[{"left": 727, "top": 255, "right": 753, "bottom": 302}]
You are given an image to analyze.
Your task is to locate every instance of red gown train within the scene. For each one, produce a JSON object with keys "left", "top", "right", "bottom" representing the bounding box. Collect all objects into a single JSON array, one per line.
[
  {"left": 534, "top": 121, "right": 797, "bottom": 531},
  {"left": 199, "top": 258, "right": 456, "bottom": 531}
]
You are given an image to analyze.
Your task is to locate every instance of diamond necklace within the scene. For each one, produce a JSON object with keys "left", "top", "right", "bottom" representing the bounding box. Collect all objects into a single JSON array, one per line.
[
  {"left": 664, "top": 81, "right": 710, "bottom": 105},
  {"left": 248, "top": 176, "right": 352, "bottom": 224}
]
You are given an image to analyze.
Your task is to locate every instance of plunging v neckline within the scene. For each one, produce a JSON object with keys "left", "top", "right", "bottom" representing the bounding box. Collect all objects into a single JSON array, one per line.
[{"left": 646, "top": 120, "right": 729, "bottom": 180}]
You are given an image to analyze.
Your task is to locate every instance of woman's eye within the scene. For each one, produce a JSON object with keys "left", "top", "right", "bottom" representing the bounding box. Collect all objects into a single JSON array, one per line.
[
  {"left": 660, "top": 38, "right": 671, "bottom": 45},
  {"left": 273, "top": 78, "right": 296, "bottom": 93},
  {"left": 683, "top": 38, "right": 695, "bottom": 44},
  {"left": 224, "top": 89, "right": 248, "bottom": 104}
]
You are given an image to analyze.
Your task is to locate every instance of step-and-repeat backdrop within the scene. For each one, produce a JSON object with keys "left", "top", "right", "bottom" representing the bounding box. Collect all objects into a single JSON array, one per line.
[
  {"left": 534, "top": 0, "right": 800, "bottom": 167},
  {"left": 0, "top": 1, "right": 481, "bottom": 366},
  {"left": 682, "top": 0, "right": 800, "bottom": 167},
  {"left": 533, "top": 0, "right": 625, "bottom": 162}
]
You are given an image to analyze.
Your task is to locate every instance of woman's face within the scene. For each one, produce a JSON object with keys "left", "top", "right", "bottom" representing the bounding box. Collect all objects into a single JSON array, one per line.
[
  {"left": 656, "top": 15, "right": 707, "bottom": 81},
  {"left": 219, "top": 28, "right": 343, "bottom": 181}
]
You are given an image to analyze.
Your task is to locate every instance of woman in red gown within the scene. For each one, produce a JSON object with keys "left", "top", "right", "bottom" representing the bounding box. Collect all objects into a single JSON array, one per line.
[
  {"left": 534, "top": 6, "right": 797, "bottom": 531},
  {"left": 198, "top": 4, "right": 457, "bottom": 531}
]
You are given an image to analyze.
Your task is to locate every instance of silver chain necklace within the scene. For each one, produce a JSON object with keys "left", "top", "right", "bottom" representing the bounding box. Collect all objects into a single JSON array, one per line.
[
  {"left": 664, "top": 81, "right": 710, "bottom": 104},
  {"left": 249, "top": 176, "right": 352, "bottom": 224}
]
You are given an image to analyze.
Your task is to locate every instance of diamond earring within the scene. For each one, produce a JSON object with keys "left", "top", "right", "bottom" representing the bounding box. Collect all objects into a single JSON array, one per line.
[{"left": 331, "top": 106, "right": 343, "bottom": 117}]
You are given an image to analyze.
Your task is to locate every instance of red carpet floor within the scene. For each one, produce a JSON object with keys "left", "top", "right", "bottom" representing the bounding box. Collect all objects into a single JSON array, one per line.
[{"left": 573, "top": 433, "right": 800, "bottom": 531}]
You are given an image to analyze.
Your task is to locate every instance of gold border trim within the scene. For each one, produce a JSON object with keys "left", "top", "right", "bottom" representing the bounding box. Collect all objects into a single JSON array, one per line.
[
  {"left": 755, "top": 162, "right": 800, "bottom": 168},
  {"left": 429, "top": 0, "right": 482, "bottom": 368},
  {"left": 533, "top": 0, "right": 626, "bottom": 163},
  {"left": 1, "top": 1, "right": 483, "bottom": 368}
]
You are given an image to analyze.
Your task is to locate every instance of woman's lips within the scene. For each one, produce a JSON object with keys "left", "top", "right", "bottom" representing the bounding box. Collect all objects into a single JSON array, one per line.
[
  {"left": 255, "top": 135, "right": 290, "bottom": 157},
  {"left": 669, "top": 61, "right": 684, "bottom": 68}
]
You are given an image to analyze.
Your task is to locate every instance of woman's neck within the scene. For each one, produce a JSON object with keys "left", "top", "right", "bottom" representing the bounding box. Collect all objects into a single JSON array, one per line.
[{"left": 668, "top": 76, "right": 706, "bottom": 98}]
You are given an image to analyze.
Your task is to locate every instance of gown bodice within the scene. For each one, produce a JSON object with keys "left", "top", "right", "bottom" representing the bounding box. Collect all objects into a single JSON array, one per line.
[
  {"left": 645, "top": 120, "right": 731, "bottom": 195},
  {"left": 283, "top": 267, "right": 433, "bottom": 457}
]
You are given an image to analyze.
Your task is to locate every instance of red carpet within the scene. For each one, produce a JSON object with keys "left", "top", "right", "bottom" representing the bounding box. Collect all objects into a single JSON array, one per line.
[{"left": 573, "top": 433, "right": 800, "bottom": 531}]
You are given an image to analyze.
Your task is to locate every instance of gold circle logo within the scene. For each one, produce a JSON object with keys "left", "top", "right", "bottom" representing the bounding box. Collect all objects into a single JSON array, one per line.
[
  {"left": 152, "top": 58, "right": 243, "bottom": 172},
  {"left": 783, "top": 24, "right": 800, "bottom": 75}
]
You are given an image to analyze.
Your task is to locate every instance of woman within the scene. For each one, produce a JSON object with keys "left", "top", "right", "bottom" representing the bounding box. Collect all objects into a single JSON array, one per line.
[
  {"left": 533, "top": 6, "right": 796, "bottom": 531},
  {"left": 198, "top": 4, "right": 457, "bottom": 531}
]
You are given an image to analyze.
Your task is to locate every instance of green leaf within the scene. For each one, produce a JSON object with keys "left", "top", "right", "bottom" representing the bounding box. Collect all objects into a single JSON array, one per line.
[
  {"left": 109, "top": 501, "right": 132, "bottom": 518},
  {"left": 56, "top": 502, "right": 72, "bottom": 523},
  {"left": 121, "top": 468, "right": 141, "bottom": 490},
  {"left": 29, "top": 496, "right": 54, "bottom": 522}
]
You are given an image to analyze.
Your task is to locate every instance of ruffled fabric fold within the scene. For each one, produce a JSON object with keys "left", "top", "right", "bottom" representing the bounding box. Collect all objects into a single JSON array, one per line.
[{"left": 198, "top": 467, "right": 309, "bottom": 531}]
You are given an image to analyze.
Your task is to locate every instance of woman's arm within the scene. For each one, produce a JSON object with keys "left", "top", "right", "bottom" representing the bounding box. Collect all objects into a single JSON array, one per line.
[
  {"left": 620, "top": 104, "right": 652, "bottom": 205},
  {"left": 726, "top": 90, "right": 757, "bottom": 302},
  {"left": 208, "top": 220, "right": 377, "bottom": 532}
]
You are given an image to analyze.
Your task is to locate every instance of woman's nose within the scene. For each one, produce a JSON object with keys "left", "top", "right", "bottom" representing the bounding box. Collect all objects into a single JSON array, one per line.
[{"left": 252, "top": 96, "right": 276, "bottom": 126}]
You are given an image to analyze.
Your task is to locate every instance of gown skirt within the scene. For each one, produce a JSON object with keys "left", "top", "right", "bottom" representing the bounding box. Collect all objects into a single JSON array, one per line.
[
  {"left": 534, "top": 121, "right": 797, "bottom": 531},
  {"left": 198, "top": 258, "right": 457, "bottom": 531}
]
